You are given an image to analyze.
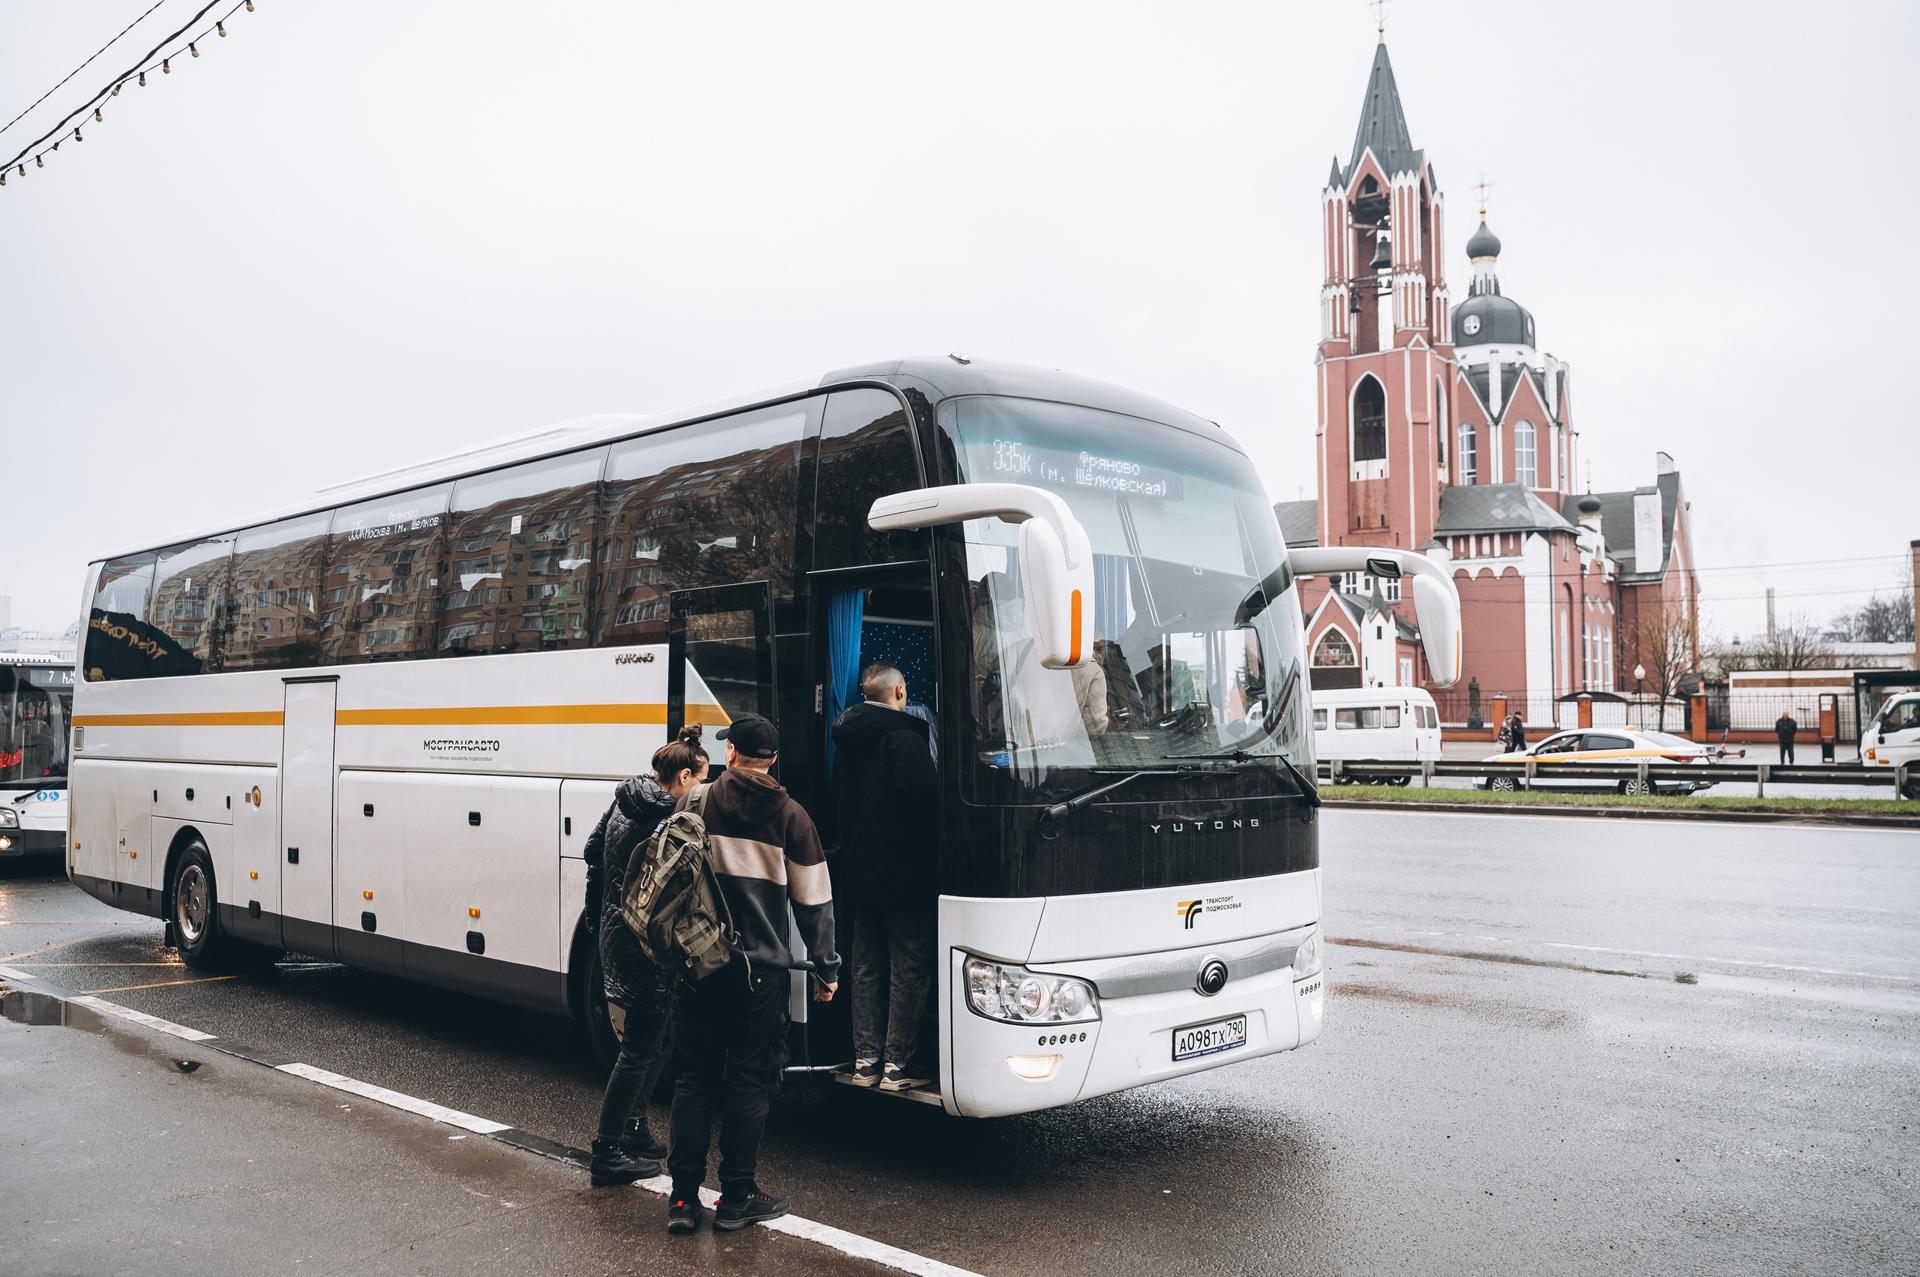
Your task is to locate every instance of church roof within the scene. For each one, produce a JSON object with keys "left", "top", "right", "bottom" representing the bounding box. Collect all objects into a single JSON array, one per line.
[
  {"left": 1460, "top": 360, "right": 1551, "bottom": 424},
  {"left": 1435, "top": 483, "right": 1575, "bottom": 535},
  {"left": 1273, "top": 498, "right": 1320, "bottom": 547},
  {"left": 1344, "top": 42, "right": 1421, "bottom": 181},
  {"left": 1561, "top": 471, "right": 1684, "bottom": 580}
]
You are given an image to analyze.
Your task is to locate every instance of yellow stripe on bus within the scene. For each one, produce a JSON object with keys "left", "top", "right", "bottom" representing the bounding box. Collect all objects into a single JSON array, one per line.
[
  {"left": 73, "top": 705, "right": 730, "bottom": 729},
  {"left": 71, "top": 711, "right": 285, "bottom": 728},
  {"left": 334, "top": 704, "right": 731, "bottom": 727}
]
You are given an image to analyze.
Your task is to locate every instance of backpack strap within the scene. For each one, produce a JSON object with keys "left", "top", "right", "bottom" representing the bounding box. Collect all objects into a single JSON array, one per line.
[{"left": 688, "top": 780, "right": 742, "bottom": 962}]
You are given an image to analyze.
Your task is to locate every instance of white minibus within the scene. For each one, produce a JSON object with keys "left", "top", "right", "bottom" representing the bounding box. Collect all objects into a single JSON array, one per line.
[
  {"left": 1312, "top": 686, "right": 1441, "bottom": 780},
  {"left": 70, "top": 357, "right": 1460, "bottom": 1116}
]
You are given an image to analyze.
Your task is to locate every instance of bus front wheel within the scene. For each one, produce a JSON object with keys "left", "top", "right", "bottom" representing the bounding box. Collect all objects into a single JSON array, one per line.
[{"left": 170, "top": 841, "right": 228, "bottom": 971}]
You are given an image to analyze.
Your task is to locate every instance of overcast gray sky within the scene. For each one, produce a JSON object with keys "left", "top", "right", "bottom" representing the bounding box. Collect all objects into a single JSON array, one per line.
[{"left": 2, "top": 0, "right": 1914, "bottom": 639}]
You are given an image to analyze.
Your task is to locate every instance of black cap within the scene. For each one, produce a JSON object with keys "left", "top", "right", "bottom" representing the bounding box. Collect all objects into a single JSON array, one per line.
[{"left": 716, "top": 713, "right": 779, "bottom": 759}]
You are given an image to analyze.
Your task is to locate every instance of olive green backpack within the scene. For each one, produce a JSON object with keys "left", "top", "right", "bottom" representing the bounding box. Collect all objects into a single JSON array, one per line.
[{"left": 618, "top": 783, "right": 738, "bottom": 982}]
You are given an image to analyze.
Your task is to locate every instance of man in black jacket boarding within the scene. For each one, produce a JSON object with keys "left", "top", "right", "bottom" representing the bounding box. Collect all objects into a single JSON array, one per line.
[
  {"left": 666, "top": 713, "right": 839, "bottom": 1236},
  {"left": 832, "top": 661, "right": 939, "bottom": 1092}
]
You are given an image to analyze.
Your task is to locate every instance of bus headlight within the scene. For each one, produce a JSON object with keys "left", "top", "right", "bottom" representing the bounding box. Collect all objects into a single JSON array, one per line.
[
  {"left": 1293, "top": 930, "right": 1323, "bottom": 979},
  {"left": 0, "top": 808, "right": 17, "bottom": 828},
  {"left": 964, "top": 956, "right": 1100, "bottom": 1025}
]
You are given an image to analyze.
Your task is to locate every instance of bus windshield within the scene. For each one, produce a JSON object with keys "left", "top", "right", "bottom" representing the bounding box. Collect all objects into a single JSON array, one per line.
[
  {"left": 940, "top": 396, "right": 1310, "bottom": 796},
  {"left": 0, "top": 660, "right": 74, "bottom": 785}
]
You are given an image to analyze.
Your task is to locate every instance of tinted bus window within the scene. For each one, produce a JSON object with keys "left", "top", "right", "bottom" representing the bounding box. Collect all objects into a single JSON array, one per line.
[
  {"left": 0, "top": 664, "right": 74, "bottom": 781},
  {"left": 320, "top": 483, "right": 452, "bottom": 664},
  {"left": 596, "top": 405, "right": 807, "bottom": 646},
  {"left": 85, "top": 552, "right": 180, "bottom": 681},
  {"left": 814, "top": 388, "right": 926, "bottom": 569},
  {"left": 226, "top": 512, "right": 332, "bottom": 671},
  {"left": 150, "top": 535, "right": 236, "bottom": 674},
  {"left": 443, "top": 449, "right": 606, "bottom": 656}
]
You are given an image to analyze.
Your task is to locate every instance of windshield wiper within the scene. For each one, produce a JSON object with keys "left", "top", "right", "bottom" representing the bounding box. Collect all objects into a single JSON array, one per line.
[
  {"left": 1157, "top": 666, "right": 1319, "bottom": 805},
  {"left": 1040, "top": 769, "right": 1179, "bottom": 832}
]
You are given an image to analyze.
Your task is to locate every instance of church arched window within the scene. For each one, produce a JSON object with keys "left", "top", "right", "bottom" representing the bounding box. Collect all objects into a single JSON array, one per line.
[
  {"left": 1457, "top": 422, "right": 1477, "bottom": 485},
  {"left": 1352, "top": 376, "right": 1387, "bottom": 464},
  {"left": 1313, "top": 629, "right": 1357, "bottom": 668},
  {"left": 1435, "top": 378, "right": 1448, "bottom": 469},
  {"left": 1515, "top": 420, "right": 1537, "bottom": 488}
]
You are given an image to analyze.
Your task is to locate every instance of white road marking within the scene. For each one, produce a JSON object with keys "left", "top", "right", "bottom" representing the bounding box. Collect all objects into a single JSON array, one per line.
[
  {"left": 37, "top": 988, "right": 987, "bottom": 1277},
  {"left": 636, "top": 1176, "right": 986, "bottom": 1277},
  {"left": 67, "top": 995, "right": 217, "bottom": 1041},
  {"left": 1330, "top": 805, "right": 1917, "bottom": 833},
  {"left": 275, "top": 1062, "right": 511, "bottom": 1135},
  {"left": 0, "top": 965, "right": 38, "bottom": 981}
]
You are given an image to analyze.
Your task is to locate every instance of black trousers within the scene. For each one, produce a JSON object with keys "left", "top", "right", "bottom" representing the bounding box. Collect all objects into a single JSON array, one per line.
[
  {"left": 594, "top": 973, "right": 674, "bottom": 1141},
  {"left": 667, "top": 957, "right": 788, "bottom": 1199},
  {"left": 1779, "top": 736, "right": 1795, "bottom": 764}
]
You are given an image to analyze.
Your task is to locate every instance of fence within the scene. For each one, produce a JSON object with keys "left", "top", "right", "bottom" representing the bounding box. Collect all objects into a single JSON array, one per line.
[
  {"left": 1317, "top": 757, "right": 1918, "bottom": 800},
  {"left": 1428, "top": 691, "right": 1687, "bottom": 733}
]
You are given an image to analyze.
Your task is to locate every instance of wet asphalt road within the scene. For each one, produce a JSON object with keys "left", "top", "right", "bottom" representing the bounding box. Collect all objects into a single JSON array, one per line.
[{"left": 3, "top": 809, "right": 1917, "bottom": 1275}]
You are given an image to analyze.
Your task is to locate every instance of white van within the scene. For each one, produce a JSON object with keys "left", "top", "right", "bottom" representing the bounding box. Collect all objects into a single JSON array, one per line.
[
  {"left": 1861, "top": 691, "right": 1920, "bottom": 797},
  {"left": 1313, "top": 686, "right": 1442, "bottom": 779}
]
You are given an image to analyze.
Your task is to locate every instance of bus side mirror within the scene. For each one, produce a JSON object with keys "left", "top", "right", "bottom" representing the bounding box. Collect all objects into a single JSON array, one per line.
[
  {"left": 1289, "top": 546, "right": 1463, "bottom": 688},
  {"left": 868, "top": 483, "right": 1094, "bottom": 669},
  {"left": 1411, "top": 574, "right": 1461, "bottom": 689}
]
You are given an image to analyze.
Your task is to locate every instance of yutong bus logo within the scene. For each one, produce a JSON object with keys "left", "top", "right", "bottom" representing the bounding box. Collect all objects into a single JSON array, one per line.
[{"left": 1175, "top": 895, "right": 1243, "bottom": 928}]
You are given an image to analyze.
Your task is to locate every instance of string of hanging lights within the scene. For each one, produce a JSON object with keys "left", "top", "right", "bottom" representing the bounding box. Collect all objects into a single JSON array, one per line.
[{"left": 1, "top": 0, "right": 258, "bottom": 190}]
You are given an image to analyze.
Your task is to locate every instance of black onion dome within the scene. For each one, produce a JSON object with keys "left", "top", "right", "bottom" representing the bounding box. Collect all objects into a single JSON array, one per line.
[
  {"left": 1577, "top": 493, "right": 1602, "bottom": 516},
  {"left": 1465, "top": 220, "right": 1502, "bottom": 260},
  {"left": 1451, "top": 292, "right": 1535, "bottom": 346}
]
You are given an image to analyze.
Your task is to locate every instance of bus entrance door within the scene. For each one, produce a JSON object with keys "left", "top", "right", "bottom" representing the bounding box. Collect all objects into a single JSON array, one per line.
[
  {"left": 666, "top": 583, "right": 774, "bottom": 739},
  {"left": 279, "top": 678, "right": 338, "bottom": 959}
]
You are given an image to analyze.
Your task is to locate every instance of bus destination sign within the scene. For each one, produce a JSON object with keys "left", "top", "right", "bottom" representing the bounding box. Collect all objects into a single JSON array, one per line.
[{"left": 989, "top": 439, "right": 1180, "bottom": 499}]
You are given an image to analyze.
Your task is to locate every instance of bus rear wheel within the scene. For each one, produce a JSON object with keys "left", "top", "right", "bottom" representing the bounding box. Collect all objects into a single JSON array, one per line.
[{"left": 170, "top": 842, "right": 228, "bottom": 971}]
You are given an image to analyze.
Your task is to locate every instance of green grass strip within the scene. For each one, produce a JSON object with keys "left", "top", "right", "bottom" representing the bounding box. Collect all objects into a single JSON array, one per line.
[{"left": 1321, "top": 785, "right": 1913, "bottom": 816}]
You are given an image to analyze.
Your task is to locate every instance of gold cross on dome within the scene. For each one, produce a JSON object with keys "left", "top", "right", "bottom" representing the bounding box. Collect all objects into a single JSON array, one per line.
[{"left": 1473, "top": 175, "right": 1494, "bottom": 219}]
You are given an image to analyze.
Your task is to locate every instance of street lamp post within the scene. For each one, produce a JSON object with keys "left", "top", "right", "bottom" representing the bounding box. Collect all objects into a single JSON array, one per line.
[{"left": 1633, "top": 663, "right": 1646, "bottom": 729}]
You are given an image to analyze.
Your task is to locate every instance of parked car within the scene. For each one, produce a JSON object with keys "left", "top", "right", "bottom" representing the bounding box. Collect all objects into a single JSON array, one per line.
[
  {"left": 1482, "top": 728, "right": 1724, "bottom": 796},
  {"left": 1313, "top": 687, "right": 1441, "bottom": 784}
]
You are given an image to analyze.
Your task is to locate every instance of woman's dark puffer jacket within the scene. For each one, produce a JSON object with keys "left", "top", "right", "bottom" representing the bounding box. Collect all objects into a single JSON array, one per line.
[{"left": 582, "top": 775, "right": 676, "bottom": 1009}]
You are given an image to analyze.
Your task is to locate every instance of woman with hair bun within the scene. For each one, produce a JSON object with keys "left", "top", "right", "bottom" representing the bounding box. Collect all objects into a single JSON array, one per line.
[{"left": 582, "top": 723, "right": 709, "bottom": 1185}]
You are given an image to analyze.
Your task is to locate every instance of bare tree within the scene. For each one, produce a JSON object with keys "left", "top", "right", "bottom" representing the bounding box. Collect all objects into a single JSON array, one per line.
[
  {"left": 1836, "top": 560, "right": 1915, "bottom": 644},
  {"left": 1629, "top": 601, "right": 1695, "bottom": 730},
  {"left": 1754, "top": 610, "right": 1839, "bottom": 670}
]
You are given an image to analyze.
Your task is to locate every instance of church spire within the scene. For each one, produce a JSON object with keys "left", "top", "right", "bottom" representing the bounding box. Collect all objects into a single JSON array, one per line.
[{"left": 1346, "top": 41, "right": 1418, "bottom": 179}]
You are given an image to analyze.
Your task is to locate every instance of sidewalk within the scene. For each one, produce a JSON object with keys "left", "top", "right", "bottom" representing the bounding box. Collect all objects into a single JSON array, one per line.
[{"left": 0, "top": 986, "right": 896, "bottom": 1277}]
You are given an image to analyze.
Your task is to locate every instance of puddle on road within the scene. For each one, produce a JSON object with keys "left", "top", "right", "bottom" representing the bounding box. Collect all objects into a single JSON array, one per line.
[
  {"left": 1, "top": 990, "right": 209, "bottom": 1073},
  {"left": 1335, "top": 980, "right": 1575, "bottom": 1030}
]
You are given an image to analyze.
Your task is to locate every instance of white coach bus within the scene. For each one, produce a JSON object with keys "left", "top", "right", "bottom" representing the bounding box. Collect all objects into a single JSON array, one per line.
[
  {"left": 1, "top": 652, "right": 75, "bottom": 857},
  {"left": 70, "top": 357, "right": 1460, "bottom": 1117}
]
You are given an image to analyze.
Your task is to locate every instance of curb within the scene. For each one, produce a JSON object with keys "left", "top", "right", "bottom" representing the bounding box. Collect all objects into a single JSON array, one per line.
[{"left": 1321, "top": 798, "right": 1920, "bottom": 830}]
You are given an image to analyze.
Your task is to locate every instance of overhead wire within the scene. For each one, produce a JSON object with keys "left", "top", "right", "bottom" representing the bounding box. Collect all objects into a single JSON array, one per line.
[
  {"left": 1, "top": 0, "right": 253, "bottom": 186},
  {"left": 0, "top": 0, "right": 175, "bottom": 140}
]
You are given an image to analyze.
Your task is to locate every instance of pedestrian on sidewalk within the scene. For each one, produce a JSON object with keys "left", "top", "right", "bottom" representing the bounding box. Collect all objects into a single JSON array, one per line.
[
  {"left": 666, "top": 713, "right": 839, "bottom": 1236},
  {"left": 581, "top": 725, "right": 709, "bottom": 1187},
  {"left": 1776, "top": 710, "right": 1798, "bottom": 765},
  {"left": 831, "top": 661, "right": 939, "bottom": 1093}
]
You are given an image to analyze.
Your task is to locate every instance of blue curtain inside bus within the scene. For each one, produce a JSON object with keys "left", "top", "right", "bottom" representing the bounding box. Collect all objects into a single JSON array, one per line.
[{"left": 826, "top": 589, "right": 865, "bottom": 775}]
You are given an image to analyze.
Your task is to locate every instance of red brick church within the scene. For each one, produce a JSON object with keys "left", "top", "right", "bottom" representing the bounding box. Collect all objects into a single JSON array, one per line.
[{"left": 1278, "top": 37, "right": 1699, "bottom": 721}]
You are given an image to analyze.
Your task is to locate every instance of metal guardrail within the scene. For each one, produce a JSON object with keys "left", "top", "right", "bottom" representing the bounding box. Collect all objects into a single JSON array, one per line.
[{"left": 1318, "top": 758, "right": 1918, "bottom": 799}]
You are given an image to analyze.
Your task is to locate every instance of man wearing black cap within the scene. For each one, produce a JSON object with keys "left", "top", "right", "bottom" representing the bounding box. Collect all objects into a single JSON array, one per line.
[{"left": 665, "top": 712, "right": 839, "bottom": 1236}]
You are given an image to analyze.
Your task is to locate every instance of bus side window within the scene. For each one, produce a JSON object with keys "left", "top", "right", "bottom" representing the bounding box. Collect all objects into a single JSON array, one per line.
[
  {"left": 320, "top": 483, "right": 453, "bottom": 665},
  {"left": 595, "top": 404, "right": 808, "bottom": 649},
  {"left": 227, "top": 512, "right": 332, "bottom": 672},
  {"left": 84, "top": 552, "right": 162, "bottom": 681},
  {"left": 1334, "top": 708, "right": 1360, "bottom": 730},
  {"left": 1313, "top": 708, "right": 1327, "bottom": 730},
  {"left": 814, "top": 388, "right": 926, "bottom": 570},
  {"left": 151, "top": 535, "right": 237, "bottom": 675},
  {"left": 1382, "top": 705, "right": 1401, "bottom": 729},
  {"left": 442, "top": 448, "right": 607, "bottom": 657}
]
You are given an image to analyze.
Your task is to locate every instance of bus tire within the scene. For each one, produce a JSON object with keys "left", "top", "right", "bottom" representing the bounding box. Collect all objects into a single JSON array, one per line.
[{"left": 169, "top": 841, "right": 227, "bottom": 971}]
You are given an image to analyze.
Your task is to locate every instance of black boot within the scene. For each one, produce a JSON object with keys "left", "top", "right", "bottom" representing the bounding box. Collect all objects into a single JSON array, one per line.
[
  {"left": 622, "top": 1116, "right": 667, "bottom": 1161},
  {"left": 589, "top": 1137, "right": 658, "bottom": 1187}
]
